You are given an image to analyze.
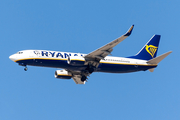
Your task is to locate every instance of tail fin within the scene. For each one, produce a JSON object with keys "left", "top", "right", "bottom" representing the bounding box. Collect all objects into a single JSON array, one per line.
[{"left": 129, "top": 35, "right": 160, "bottom": 60}]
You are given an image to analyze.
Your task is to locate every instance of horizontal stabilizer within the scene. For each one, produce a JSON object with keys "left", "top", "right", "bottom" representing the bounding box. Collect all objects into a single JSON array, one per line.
[{"left": 147, "top": 51, "right": 172, "bottom": 64}]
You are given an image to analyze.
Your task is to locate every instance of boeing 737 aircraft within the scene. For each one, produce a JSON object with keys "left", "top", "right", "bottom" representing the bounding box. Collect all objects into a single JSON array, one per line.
[{"left": 9, "top": 25, "right": 172, "bottom": 84}]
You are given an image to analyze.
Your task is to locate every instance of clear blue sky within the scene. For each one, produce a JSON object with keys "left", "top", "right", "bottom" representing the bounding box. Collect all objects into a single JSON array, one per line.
[{"left": 1, "top": 0, "right": 180, "bottom": 120}]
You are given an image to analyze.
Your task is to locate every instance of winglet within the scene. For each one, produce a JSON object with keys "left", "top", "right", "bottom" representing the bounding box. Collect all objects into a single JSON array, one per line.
[{"left": 124, "top": 25, "right": 134, "bottom": 36}]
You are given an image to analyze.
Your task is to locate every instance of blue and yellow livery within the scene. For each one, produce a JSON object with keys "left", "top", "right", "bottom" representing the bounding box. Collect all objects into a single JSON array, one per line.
[{"left": 9, "top": 25, "right": 172, "bottom": 84}]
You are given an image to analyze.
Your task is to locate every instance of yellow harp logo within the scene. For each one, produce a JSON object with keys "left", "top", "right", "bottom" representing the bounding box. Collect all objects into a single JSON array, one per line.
[{"left": 145, "top": 45, "right": 158, "bottom": 58}]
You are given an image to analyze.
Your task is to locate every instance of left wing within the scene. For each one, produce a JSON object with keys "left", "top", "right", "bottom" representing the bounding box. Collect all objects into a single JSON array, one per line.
[
  {"left": 72, "top": 75, "right": 86, "bottom": 84},
  {"left": 69, "top": 70, "right": 89, "bottom": 84},
  {"left": 84, "top": 25, "right": 134, "bottom": 67}
]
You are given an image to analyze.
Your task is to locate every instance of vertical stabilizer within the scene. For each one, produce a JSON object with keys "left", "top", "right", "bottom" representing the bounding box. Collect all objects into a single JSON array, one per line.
[{"left": 129, "top": 35, "right": 160, "bottom": 60}]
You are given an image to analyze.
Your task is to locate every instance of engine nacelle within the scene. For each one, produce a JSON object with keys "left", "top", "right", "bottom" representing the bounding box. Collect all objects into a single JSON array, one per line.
[
  {"left": 55, "top": 70, "right": 72, "bottom": 79},
  {"left": 67, "top": 56, "right": 85, "bottom": 66}
]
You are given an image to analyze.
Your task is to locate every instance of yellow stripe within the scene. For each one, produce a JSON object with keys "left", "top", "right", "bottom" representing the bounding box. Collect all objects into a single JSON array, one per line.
[
  {"left": 15, "top": 58, "right": 85, "bottom": 62},
  {"left": 70, "top": 59, "right": 84, "bottom": 61},
  {"left": 15, "top": 58, "right": 157, "bottom": 66},
  {"left": 15, "top": 57, "right": 67, "bottom": 62},
  {"left": 128, "top": 25, "right": 134, "bottom": 32},
  {"left": 57, "top": 74, "right": 72, "bottom": 77}
]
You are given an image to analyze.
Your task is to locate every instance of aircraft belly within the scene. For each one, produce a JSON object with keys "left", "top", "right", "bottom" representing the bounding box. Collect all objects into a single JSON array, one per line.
[
  {"left": 16, "top": 59, "right": 156, "bottom": 73},
  {"left": 97, "top": 63, "right": 156, "bottom": 73}
]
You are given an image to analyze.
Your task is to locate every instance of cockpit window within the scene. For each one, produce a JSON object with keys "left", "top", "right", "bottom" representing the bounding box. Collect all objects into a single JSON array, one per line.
[
  {"left": 16, "top": 52, "right": 23, "bottom": 54},
  {"left": 34, "top": 51, "right": 40, "bottom": 55}
]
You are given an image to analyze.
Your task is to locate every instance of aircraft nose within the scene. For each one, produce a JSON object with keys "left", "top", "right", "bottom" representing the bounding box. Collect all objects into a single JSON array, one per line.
[{"left": 9, "top": 54, "right": 16, "bottom": 61}]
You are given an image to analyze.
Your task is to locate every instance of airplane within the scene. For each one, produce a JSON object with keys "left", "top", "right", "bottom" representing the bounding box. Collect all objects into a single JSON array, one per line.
[{"left": 9, "top": 25, "right": 172, "bottom": 84}]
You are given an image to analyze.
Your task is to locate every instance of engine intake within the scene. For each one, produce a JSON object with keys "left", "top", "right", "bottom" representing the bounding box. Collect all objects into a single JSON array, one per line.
[{"left": 55, "top": 70, "right": 72, "bottom": 79}]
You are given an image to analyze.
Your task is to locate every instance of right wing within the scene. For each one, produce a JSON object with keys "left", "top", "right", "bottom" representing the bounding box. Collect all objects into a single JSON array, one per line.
[{"left": 84, "top": 25, "right": 134, "bottom": 67}]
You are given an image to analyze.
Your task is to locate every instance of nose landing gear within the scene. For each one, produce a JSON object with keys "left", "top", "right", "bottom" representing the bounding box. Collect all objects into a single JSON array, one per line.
[
  {"left": 24, "top": 66, "right": 28, "bottom": 71},
  {"left": 18, "top": 63, "right": 28, "bottom": 71}
]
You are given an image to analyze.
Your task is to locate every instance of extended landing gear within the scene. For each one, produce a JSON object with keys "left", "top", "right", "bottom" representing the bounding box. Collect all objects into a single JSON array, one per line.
[
  {"left": 24, "top": 66, "right": 28, "bottom": 71},
  {"left": 81, "top": 75, "right": 87, "bottom": 82},
  {"left": 18, "top": 63, "right": 28, "bottom": 71},
  {"left": 86, "top": 64, "right": 96, "bottom": 74}
]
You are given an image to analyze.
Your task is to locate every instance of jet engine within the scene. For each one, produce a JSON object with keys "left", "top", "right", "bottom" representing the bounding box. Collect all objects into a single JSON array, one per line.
[
  {"left": 67, "top": 56, "right": 85, "bottom": 66},
  {"left": 55, "top": 70, "right": 72, "bottom": 79}
]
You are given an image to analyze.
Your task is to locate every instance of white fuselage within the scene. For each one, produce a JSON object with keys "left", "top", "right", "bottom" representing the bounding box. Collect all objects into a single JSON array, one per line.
[{"left": 9, "top": 50, "right": 156, "bottom": 73}]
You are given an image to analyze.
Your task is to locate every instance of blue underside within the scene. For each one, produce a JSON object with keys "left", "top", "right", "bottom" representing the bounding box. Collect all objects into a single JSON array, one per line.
[{"left": 16, "top": 59, "right": 157, "bottom": 73}]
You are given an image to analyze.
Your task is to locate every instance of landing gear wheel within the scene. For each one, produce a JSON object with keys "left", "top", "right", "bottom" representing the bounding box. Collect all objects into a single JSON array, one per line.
[
  {"left": 88, "top": 67, "right": 95, "bottom": 73},
  {"left": 24, "top": 67, "right": 28, "bottom": 71},
  {"left": 81, "top": 76, "right": 87, "bottom": 82},
  {"left": 86, "top": 64, "right": 95, "bottom": 74}
]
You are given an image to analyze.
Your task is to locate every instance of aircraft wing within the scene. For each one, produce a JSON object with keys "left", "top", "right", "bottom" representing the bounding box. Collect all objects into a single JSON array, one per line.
[
  {"left": 67, "top": 70, "right": 89, "bottom": 84},
  {"left": 84, "top": 25, "right": 134, "bottom": 67},
  {"left": 72, "top": 75, "right": 86, "bottom": 84},
  {"left": 71, "top": 25, "right": 134, "bottom": 84}
]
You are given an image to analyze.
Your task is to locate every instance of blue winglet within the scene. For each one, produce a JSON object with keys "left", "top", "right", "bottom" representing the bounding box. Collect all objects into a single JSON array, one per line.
[{"left": 124, "top": 25, "right": 134, "bottom": 36}]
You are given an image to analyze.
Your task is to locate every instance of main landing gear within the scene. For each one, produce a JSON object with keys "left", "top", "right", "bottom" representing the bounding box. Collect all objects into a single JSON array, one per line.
[
  {"left": 86, "top": 64, "right": 96, "bottom": 74},
  {"left": 81, "top": 75, "right": 87, "bottom": 82}
]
